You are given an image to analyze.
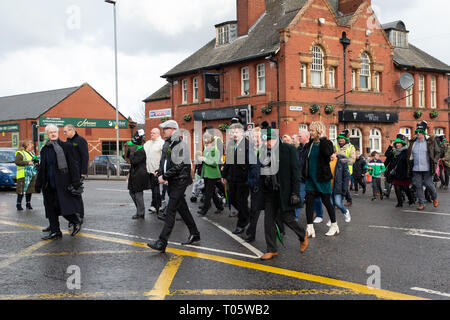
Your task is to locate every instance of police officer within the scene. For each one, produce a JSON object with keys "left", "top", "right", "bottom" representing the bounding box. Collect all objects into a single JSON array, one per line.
[{"left": 336, "top": 129, "right": 356, "bottom": 206}]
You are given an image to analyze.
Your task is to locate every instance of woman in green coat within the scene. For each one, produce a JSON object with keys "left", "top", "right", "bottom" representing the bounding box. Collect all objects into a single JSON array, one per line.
[
  {"left": 15, "top": 140, "right": 38, "bottom": 211},
  {"left": 198, "top": 133, "right": 223, "bottom": 216}
]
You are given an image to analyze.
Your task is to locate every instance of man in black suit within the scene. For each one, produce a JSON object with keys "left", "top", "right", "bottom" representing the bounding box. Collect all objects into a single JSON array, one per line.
[
  {"left": 64, "top": 124, "right": 89, "bottom": 224},
  {"left": 222, "top": 123, "right": 250, "bottom": 235}
]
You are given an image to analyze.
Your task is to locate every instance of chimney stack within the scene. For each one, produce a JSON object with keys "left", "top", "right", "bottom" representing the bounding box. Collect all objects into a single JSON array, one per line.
[
  {"left": 237, "top": 0, "right": 266, "bottom": 36},
  {"left": 338, "top": 0, "right": 370, "bottom": 15}
]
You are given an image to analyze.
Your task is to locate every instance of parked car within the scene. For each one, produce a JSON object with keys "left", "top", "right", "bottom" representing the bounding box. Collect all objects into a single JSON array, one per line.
[
  {"left": 88, "top": 155, "right": 130, "bottom": 176},
  {"left": 0, "top": 148, "right": 17, "bottom": 188}
]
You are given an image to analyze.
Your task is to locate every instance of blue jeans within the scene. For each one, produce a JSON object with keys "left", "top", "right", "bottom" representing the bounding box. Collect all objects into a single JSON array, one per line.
[
  {"left": 331, "top": 193, "right": 348, "bottom": 215},
  {"left": 295, "top": 183, "right": 307, "bottom": 218}
]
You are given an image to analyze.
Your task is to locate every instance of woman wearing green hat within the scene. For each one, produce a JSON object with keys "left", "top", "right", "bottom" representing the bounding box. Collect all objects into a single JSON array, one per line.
[{"left": 389, "top": 138, "right": 413, "bottom": 207}]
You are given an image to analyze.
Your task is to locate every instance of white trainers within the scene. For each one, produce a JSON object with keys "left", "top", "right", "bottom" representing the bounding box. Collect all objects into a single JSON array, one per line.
[
  {"left": 344, "top": 210, "right": 351, "bottom": 223},
  {"left": 149, "top": 206, "right": 156, "bottom": 213},
  {"left": 306, "top": 224, "right": 316, "bottom": 238},
  {"left": 313, "top": 217, "right": 323, "bottom": 224},
  {"left": 326, "top": 220, "right": 331, "bottom": 227},
  {"left": 325, "top": 223, "right": 340, "bottom": 236}
]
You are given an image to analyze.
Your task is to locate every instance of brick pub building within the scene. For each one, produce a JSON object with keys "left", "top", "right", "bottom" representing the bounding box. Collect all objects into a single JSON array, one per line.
[
  {"left": 0, "top": 83, "right": 134, "bottom": 161},
  {"left": 145, "top": 0, "right": 450, "bottom": 155}
]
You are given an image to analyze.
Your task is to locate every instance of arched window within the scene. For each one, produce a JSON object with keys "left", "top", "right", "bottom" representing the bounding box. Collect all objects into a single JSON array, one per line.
[
  {"left": 434, "top": 127, "right": 445, "bottom": 136},
  {"left": 399, "top": 127, "right": 412, "bottom": 140},
  {"left": 370, "top": 128, "right": 382, "bottom": 153},
  {"left": 360, "top": 52, "right": 371, "bottom": 90},
  {"left": 350, "top": 128, "right": 363, "bottom": 152},
  {"left": 311, "top": 46, "right": 324, "bottom": 87}
]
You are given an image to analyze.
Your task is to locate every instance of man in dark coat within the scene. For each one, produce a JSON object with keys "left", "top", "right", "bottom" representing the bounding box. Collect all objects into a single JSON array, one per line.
[
  {"left": 147, "top": 121, "right": 200, "bottom": 253},
  {"left": 35, "top": 124, "right": 83, "bottom": 240},
  {"left": 126, "top": 129, "right": 149, "bottom": 220},
  {"left": 222, "top": 123, "right": 250, "bottom": 235},
  {"left": 64, "top": 124, "right": 89, "bottom": 223},
  {"left": 258, "top": 128, "right": 308, "bottom": 260}
]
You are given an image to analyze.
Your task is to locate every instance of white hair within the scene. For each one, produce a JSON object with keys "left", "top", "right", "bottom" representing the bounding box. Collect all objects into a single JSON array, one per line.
[
  {"left": 299, "top": 129, "right": 310, "bottom": 138},
  {"left": 45, "top": 124, "right": 58, "bottom": 134}
]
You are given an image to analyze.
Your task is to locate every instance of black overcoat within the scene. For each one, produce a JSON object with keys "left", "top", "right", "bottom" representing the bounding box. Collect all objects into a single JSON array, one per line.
[
  {"left": 126, "top": 146, "right": 150, "bottom": 192},
  {"left": 35, "top": 139, "right": 83, "bottom": 218}
]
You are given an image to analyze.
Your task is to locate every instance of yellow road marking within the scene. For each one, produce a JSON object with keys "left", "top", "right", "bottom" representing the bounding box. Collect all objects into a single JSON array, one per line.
[
  {"left": 0, "top": 249, "right": 153, "bottom": 259},
  {"left": 144, "top": 255, "right": 184, "bottom": 300},
  {"left": 0, "top": 219, "right": 428, "bottom": 300},
  {"left": 0, "top": 231, "right": 35, "bottom": 234},
  {"left": 0, "top": 291, "right": 141, "bottom": 300},
  {"left": 170, "top": 288, "right": 362, "bottom": 296},
  {"left": 0, "top": 240, "right": 51, "bottom": 269}
]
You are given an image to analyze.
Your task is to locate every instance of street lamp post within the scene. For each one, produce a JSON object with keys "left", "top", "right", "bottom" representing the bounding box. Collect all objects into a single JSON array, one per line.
[{"left": 105, "top": 0, "right": 120, "bottom": 177}]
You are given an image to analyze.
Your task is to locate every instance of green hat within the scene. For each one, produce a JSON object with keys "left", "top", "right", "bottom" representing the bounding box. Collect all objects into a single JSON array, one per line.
[
  {"left": 337, "top": 129, "right": 350, "bottom": 141},
  {"left": 393, "top": 138, "right": 407, "bottom": 146},
  {"left": 415, "top": 121, "right": 428, "bottom": 135},
  {"left": 261, "top": 128, "right": 279, "bottom": 141}
]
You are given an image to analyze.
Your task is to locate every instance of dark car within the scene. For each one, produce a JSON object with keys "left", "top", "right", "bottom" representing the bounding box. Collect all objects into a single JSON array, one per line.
[
  {"left": 88, "top": 155, "right": 130, "bottom": 176},
  {"left": 0, "top": 148, "right": 17, "bottom": 188}
]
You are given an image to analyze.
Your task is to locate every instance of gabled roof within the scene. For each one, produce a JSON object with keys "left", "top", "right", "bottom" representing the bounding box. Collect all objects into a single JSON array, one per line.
[
  {"left": 393, "top": 44, "right": 450, "bottom": 73},
  {"left": 0, "top": 86, "right": 81, "bottom": 121},
  {"left": 143, "top": 83, "right": 171, "bottom": 102}
]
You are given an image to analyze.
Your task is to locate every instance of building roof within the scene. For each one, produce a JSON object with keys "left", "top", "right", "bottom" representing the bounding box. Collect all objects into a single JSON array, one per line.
[
  {"left": 0, "top": 86, "right": 81, "bottom": 121},
  {"left": 143, "top": 83, "right": 171, "bottom": 102},
  {"left": 393, "top": 44, "right": 450, "bottom": 73},
  {"left": 381, "top": 20, "right": 408, "bottom": 32}
]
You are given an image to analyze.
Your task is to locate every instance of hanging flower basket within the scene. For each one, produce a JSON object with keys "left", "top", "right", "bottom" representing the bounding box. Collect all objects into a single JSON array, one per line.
[
  {"left": 310, "top": 104, "right": 320, "bottom": 114},
  {"left": 324, "top": 105, "right": 335, "bottom": 115},
  {"left": 183, "top": 114, "right": 192, "bottom": 122},
  {"left": 160, "top": 117, "right": 169, "bottom": 123},
  {"left": 413, "top": 110, "right": 423, "bottom": 119},
  {"left": 261, "top": 105, "right": 273, "bottom": 115},
  {"left": 430, "top": 111, "right": 439, "bottom": 119},
  {"left": 218, "top": 123, "right": 228, "bottom": 132}
]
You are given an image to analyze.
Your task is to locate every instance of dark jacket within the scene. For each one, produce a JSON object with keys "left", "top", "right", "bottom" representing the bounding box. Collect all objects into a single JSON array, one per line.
[
  {"left": 297, "top": 143, "right": 309, "bottom": 182},
  {"left": 223, "top": 138, "right": 250, "bottom": 184},
  {"left": 353, "top": 155, "right": 367, "bottom": 177},
  {"left": 332, "top": 155, "right": 350, "bottom": 195},
  {"left": 126, "top": 146, "right": 150, "bottom": 192},
  {"left": 407, "top": 136, "right": 440, "bottom": 176},
  {"left": 66, "top": 132, "right": 89, "bottom": 176},
  {"left": 384, "top": 145, "right": 394, "bottom": 169},
  {"left": 35, "top": 139, "right": 83, "bottom": 217},
  {"left": 158, "top": 134, "right": 192, "bottom": 187},
  {"left": 248, "top": 143, "right": 262, "bottom": 193},
  {"left": 390, "top": 147, "right": 410, "bottom": 181},
  {"left": 302, "top": 137, "right": 334, "bottom": 182}
]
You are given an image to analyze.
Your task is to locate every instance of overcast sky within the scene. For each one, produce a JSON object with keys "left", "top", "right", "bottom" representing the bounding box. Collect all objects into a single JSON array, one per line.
[{"left": 1, "top": 0, "right": 449, "bottom": 123}]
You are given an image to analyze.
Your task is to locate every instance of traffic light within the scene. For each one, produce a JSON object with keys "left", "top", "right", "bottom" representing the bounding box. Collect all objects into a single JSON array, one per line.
[{"left": 238, "top": 110, "right": 248, "bottom": 129}]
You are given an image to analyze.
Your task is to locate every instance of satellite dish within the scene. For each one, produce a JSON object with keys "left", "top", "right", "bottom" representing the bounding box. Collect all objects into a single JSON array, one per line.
[{"left": 399, "top": 73, "right": 415, "bottom": 90}]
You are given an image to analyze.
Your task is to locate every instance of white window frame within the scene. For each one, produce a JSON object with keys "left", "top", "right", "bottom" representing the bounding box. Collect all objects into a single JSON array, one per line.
[
  {"left": 299, "top": 124, "right": 309, "bottom": 134},
  {"left": 430, "top": 76, "right": 437, "bottom": 109},
  {"left": 374, "top": 72, "right": 380, "bottom": 92},
  {"left": 193, "top": 77, "right": 199, "bottom": 103},
  {"left": 360, "top": 53, "right": 371, "bottom": 90},
  {"left": 329, "top": 67, "right": 335, "bottom": 89},
  {"left": 399, "top": 127, "right": 412, "bottom": 140},
  {"left": 369, "top": 128, "right": 382, "bottom": 153},
  {"left": 241, "top": 67, "right": 250, "bottom": 96},
  {"left": 300, "top": 64, "right": 306, "bottom": 87},
  {"left": 329, "top": 124, "right": 337, "bottom": 144},
  {"left": 434, "top": 128, "right": 445, "bottom": 136},
  {"left": 406, "top": 87, "right": 413, "bottom": 107},
  {"left": 419, "top": 75, "right": 425, "bottom": 108},
  {"left": 351, "top": 70, "right": 356, "bottom": 90},
  {"left": 351, "top": 128, "right": 363, "bottom": 152},
  {"left": 256, "top": 64, "right": 266, "bottom": 94},
  {"left": 311, "top": 46, "right": 324, "bottom": 87},
  {"left": 182, "top": 79, "right": 188, "bottom": 104}
]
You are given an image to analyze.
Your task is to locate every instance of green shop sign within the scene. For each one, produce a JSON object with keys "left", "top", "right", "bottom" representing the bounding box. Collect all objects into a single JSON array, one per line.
[
  {"left": 0, "top": 123, "right": 19, "bottom": 132},
  {"left": 40, "top": 117, "right": 128, "bottom": 129}
]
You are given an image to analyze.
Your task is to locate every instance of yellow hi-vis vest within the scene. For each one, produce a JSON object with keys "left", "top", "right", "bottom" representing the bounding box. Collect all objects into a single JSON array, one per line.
[
  {"left": 336, "top": 144, "right": 356, "bottom": 175},
  {"left": 15, "top": 150, "right": 32, "bottom": 180}
]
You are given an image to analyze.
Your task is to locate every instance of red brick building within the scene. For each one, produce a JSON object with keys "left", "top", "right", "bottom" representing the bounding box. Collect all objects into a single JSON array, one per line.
[
  {"left": 0, "top": 83, "right": 135, "bottom": 161},
  {"left": 145, "top": 0, "right": 450, "bottom": 155}
]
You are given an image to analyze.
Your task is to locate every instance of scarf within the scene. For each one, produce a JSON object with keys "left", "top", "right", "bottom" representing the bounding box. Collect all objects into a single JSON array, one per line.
[
  {"left": 393, "top": 145, "right": 408, "bottom": 157},
  {"left": 47, "top": 140, "right": 68, "bottom": 171}
]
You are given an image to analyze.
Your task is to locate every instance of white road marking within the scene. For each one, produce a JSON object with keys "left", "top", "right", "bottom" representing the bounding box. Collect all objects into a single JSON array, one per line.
[
  {"left": 369, "top": 225, "right": 450, "bottom": 241},
  {"left": 201, "top": 216, "right": 264, "bottom": 258},
  {"left": 410, "top": 287, "right": 450, "bottom": 298},
  {"left": 96, "top": 188, "right": 152, "bottom": 194},
  {"left": 83, "top": 227, "right": 258, "bottom": 259},
  {"left": 402, "top": 210, "right": 450, "bottom": 217}
]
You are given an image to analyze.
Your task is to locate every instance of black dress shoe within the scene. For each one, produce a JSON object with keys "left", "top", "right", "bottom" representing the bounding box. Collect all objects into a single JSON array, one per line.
[
  {"left": 42, "top": 226, "right": 51, "bottom": 232},
  {"left": 243, "top": 234, "right": 255, "bottom": 243},
  {"left": 132, "top": 214, "right": 145, "bottom": 220},
  {"left": 147, "top": 240, "right": 166, "bottom": 253},
  {"left": 182, "top": 234, "right": 200, "bottom": 245},
  {"left": 197, "top": 211, "right": 207, "bottom": 216},
  {"left": 16, "top": 204, "right": 24, "bottom": 211},
  {"left": 42, "top": 232, "right": 62, "bottom": 240},
  {"left": 26, "top": 203, "right": 33, "bottom": 210},
  {"left": 71, "top": 223, "right": 81, "bottom": 236},
  {"left": 156, "top": 213, "right": 166, "bottom": 221},
  {"left": 232, "top": 227, "right": 245, "bottom": 235}
]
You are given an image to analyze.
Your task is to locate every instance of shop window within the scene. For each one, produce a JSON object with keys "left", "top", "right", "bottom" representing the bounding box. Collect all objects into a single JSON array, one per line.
[
  {"left": 369, "top": 128, "right": 382, "bottom": 153},
  {"left": 102, "top": 141, "right": 126, "bottom": 157},
  {"left": 350, "top": 128, "right": 363, "bottom": 152},
  {"left": 434, "top": 127, "right": 445, "bottom": 136},
  {"left": 329, "top": 124, "right": 337, "bottom": 145}
]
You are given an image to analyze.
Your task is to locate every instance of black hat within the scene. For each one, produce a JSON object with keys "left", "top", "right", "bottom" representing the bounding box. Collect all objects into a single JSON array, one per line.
[
  {"left": 396, "top": 133, "right": 407, "bottom": 141},
  {"left": 131, "top": 129, "right": 145, "bottom": 145},
  {"left": 337, "top": 129, "right": 350, "bottom": 141},
  {"left": 415, "top": 121, "right": 428, "bottom": 135}
]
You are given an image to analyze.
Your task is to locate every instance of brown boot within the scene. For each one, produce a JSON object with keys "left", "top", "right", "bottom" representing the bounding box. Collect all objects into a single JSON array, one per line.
[
  {"left": 417, "top": 205, "right": 425, "bottom": 211},
  {"left": 260, "top": 252, "right": 278, "bottom": 260},
  {"left": 300, "top": 232, "right": 309, "bottom": 253},
  {"left": 433, "top": 200, "right": 439, "bottom": 208}
]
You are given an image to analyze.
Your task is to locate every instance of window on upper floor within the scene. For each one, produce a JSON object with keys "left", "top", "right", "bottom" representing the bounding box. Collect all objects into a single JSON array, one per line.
[
  {"left": 300, "top": 64, "right": 306, "bottom": 87},
  {"left": 311, "top": 46, "right": 324, "bottom": 87},
  {"left": 182, "top": 79, "right": 188, "bottom": 104},
  {"left": 241, "top": 67, "right": 250, "bottom": 96},
  {"left": 193, "top": 77, "right": 199, "bottom": 103},
  {"left": 351, "top": 70, "right": 356, "bottom": 90},
  {"left": 329, "top": 67, "right": 335, "bottom": 89},
  {"left": 430, "top": 76, "right": 437, "bottom": 109},
  {"left": 216, "top": 22, "right": 237, "bottom": 46},
  {"left": 389, "top": 30, "right": 408, "bottom": 48},
  {"left": 374, "top": 72, "right": 380, "bottom": 92},
  {"left": 418, "top": 75, "right": 425, "bottom": 108},
  {"left": 406, "top": 86, "right": 413, "bottom": 107},
  {"left": 360, "top": 53, "right": 371, "bottom": 90},
  {"left": 257, "top": 64, "right": 265, "bottom": 94}
]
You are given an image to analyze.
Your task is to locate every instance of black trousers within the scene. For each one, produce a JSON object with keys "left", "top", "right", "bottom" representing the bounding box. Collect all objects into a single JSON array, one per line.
[
  {"left": 354, "top": 176, "right": 366, "bottom": 193},
  {"left": 202, "top": 178, "right": 223, "bottom": 212},
  {"left": 44, "top": 188, "right": 80, "bottom": 233},
  {"left": 246, "top": 190, "right": 262, "bottom": 238},
  {"left": 229, "top": 181, "right": 250, "bottom": 229},
  {"left": 159, "top": 184, "right": 199, "bottom": 246},
  {"left": 264, "top": 192, "right": 306, "bottom": 253},
  {"left": 394, "top": 184, "right": 413, "bottom": 205},
  {"left": 305, "top": 191, "right": 336, "bottom": 224},
  {"left": 149, "top": 175, "right": 162, "bottom": 210},
  {"left": 440, "top": 164, "right": 449, "bottom": 187}
]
